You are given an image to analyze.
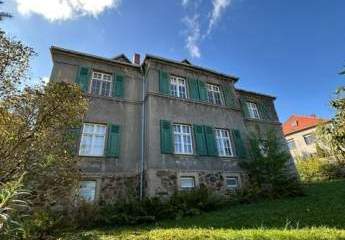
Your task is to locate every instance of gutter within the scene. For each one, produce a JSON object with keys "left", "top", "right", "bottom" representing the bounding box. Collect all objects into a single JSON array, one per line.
[{"left": 139, "top": 62, "right": 149, "bottom": 200}]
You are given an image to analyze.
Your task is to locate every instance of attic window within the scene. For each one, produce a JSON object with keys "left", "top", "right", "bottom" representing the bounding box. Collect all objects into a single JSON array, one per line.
[{"left": 291, "top": 121, "right": 298, "bottom": 127}]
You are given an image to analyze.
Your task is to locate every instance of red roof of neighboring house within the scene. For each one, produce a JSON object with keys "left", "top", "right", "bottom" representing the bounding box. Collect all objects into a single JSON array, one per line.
[{"left": 283, "top": 114, "right": 326, "bottom": 136}]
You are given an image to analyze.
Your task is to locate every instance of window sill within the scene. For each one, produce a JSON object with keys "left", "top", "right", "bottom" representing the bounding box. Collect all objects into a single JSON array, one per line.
[
  {"left": 149, "top": 92, "right": 241, "bottom": 111},
  {"left": 85, "top": 94, "right": 141, "bottom": 104},
  {"left": 79, "top": 154, "right": 105, "bottom": 158},
  {"left": 244, "top": 117, "right": 281, "bottom": 125}
]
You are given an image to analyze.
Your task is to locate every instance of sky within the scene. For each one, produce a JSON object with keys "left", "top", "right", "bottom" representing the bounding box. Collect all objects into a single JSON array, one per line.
[{"left": 1, "top": 0, "right": 344, "bottom": 122}]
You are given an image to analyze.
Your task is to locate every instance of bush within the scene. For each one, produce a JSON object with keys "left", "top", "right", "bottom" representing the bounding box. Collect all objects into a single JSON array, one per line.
[
  {"left": 74, "top": 186, "right": 227, "bottom": 227},
  {"left": 296, "top": 156, "right": 345, "bottom": 182}
]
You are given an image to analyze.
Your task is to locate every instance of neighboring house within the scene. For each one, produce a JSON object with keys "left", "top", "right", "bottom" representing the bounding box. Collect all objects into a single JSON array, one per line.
[
  {"left": 50, "top": 46, "right": 292, "bottom": 203},
  {"left": 283, "top": 114, "right": 326, "bottom": 159}
]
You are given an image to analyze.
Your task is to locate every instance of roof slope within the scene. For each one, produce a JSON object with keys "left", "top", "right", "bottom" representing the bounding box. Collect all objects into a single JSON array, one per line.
[{"left": 283, "top": 115, "right": 326, "bottom": 136}]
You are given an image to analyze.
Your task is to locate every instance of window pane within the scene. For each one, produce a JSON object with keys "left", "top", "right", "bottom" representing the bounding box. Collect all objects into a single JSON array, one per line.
[
  {"left": 79, "top": 123, "right": 106, "bottom": 156},
  {"left": 91, "top": 72, "right": 112, "bottom": 96},
  {"left": 79, "top": 181, "right": 96, "bottom": 202},
  {"left": 180, "top": 177, "right": 195, "bottom": 189},
  {"left": 226, "top": 177, "right": 238, "bottom": 188},
  {"left": 91, "top": 79, "right": 101, "bottom": 95},
  {"left": 173, "top": 124, "right": 193, "bottom": 154},
  {"left": 101, "top": 81, "right": 111, "bottom": 96}
]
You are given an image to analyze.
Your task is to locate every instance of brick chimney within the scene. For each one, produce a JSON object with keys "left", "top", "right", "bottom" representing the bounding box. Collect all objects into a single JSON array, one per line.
[{"left": 132, "top": 53, "right": 140, "bottom": 65}]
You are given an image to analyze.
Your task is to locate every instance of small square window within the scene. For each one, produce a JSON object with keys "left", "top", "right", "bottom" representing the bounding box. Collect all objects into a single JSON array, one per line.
[
  {"left": 225, "top": 176, "right": 239, "bottom": 189},
  {"left": 303, "top": 134, "right": 316, "bottom": 145},
  {"left": 180, "top": 176, "right": 195, "bottom": 190},
  {"left": 79, "top": 181, "right": 96, "bottom": 202},
  {"left": 287, "top": 139, "right": 296, "bottom": 149}
]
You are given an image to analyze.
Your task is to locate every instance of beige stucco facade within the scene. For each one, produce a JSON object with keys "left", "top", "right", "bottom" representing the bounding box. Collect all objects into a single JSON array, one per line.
[{"left": 285, "top": 127, "right": 317, "bottom": 160}]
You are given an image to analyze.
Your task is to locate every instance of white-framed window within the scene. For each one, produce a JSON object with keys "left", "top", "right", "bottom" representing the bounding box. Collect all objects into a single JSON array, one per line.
[
  {"left": 258, "top": 141, "right": 269, "bottom": 157},
  {"left": 246, "top": 102, "right": 260, "bottom": 119},
  {"left": 215, "top": 129, "right": 234, "bottom": 157},
  {"left": 225, "top": 176, "right": 239, "bottom": 189},
  {"left": 173, "top": 124, "right": 193, "bottom": 154},
  {"left": 90, "top": 71, "right": 112, "bottom": 97},
  {"left": 79, "top": 123, "right": 107, "bottom": 156},
  {"left": 303, "top": 134, "right": 316, "bottom": 145},
  {"left": 79, "top": 181, "right": 96, "bottom": 202},
  {"left": 170, "top": 76, "right": 187, "bottom": 98},
  {"left": 287, "top": 139, "right": 296, "bottom": 149},
  {"left": 207, "top": 84, "right": 223, "bottom": 105},
  {"left": 180, "top": 176, "right": 195, "bottom": 190}
]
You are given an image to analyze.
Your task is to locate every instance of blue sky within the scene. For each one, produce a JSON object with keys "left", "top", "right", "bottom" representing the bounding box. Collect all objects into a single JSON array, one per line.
[{"left": 1, "top": 0, "right": 344, "bottom": 122}]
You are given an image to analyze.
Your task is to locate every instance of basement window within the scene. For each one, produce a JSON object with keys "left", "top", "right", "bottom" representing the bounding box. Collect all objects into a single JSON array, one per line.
[
  {"left": 79, "top": 181, "right": 96, "bottom": 202},
  {"left": 180, "top": 176, "right": 195, "bottom": 190},
  {"left": 225, "top": 176, "right": 239, "bottom": 189}
]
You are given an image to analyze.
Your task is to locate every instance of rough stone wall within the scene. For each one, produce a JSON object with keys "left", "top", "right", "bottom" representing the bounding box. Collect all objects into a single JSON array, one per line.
[
  {"left": 100, "top": 174, "right": 139, "bottom": 202},
  {"left": 146, "top": 169, "right": 247, "bottom": 197}
]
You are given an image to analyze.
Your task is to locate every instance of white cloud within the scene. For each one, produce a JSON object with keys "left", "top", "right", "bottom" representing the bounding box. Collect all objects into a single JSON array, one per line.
[
  {"left": 181, "top": 0, "right": 232, "bottom": 58},
  {"left": 16, "top": 0, "right": 121, "bottom": 21},
  {"left": 184, "top": 15, "right": 201, "bottom": 58},
  {"left": 207, "top": 0, "right": 231, "bottom": 34}
]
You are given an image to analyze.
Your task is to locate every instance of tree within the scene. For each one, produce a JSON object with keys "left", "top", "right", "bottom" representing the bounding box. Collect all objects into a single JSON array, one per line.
[
  {"left": 0, "top": 31, "right": 88, "bottom": 238},
  {"left": 316, "top": 82, "right": 345, "bottom": 163},
  {"left": 240, "top": 129, "right": 302, "bottom": 198}
]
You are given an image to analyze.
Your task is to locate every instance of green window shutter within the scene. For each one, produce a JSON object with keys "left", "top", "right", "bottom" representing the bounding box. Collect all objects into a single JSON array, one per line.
[
  {"left": 193, "top": 125, "right": 207, "bottom": 155},
  {"left": 113, "top": 73, "right": 124, "bottom": 97},
  {"left": 160, "top": 120, "right": 173, "bottom": 154},
  {"left": 188, "top": 78, "right": 200, "bottom": 100},
  {"left": 239, "top": 97, "right": 250, "bottom": 118},
  {"left": 223, "top": 87, "right": 236, "bottom": 108},
  {"left": 258, "top": 102, "right": 270, "bottom": 120},
  {"left": 106, "top": 124, "right": 120, "bottom": 157},
  {"left": 64, "top": 127, "right": 81, "bottom": 156},
  {"left": 75, "top": 67, "right": 91, "bottom": 93},
  {"left": 204, "top": 126, "right": 218, "bottom": 156},
  {"left": 159, "top": 70, "right": 170, "bottom": 95},
  {"left": 232, "top": 129, "right": 246, "bottom": 159},
  {"left": 198, "top": 80, "right": 208, "bottom": 101}
]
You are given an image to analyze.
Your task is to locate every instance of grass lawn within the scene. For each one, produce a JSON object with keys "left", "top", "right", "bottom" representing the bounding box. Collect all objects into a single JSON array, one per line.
[{"left": 59, "top": 180, "right": 345, "bottom": 240}]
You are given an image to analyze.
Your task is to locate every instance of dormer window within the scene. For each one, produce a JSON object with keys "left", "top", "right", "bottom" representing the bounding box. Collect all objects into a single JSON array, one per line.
[{"left": 291, "top": 120, "right": 298, "bottom": 127}]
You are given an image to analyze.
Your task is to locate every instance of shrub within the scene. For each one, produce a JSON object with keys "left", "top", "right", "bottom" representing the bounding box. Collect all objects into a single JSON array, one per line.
[
  {"left": 0, "top": 174, "right": 30, "bottom": 240},
  {"left": 76, "top": 186, "right": 226, "bottom": 227},
  {"left": 296, "top": 155, "right": 345, "bottom": 183}
]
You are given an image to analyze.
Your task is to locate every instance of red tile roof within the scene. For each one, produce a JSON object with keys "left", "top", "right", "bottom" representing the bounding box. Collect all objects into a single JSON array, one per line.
[{"left": 283, "top": 115, "right": 326, "bottom": 136}]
